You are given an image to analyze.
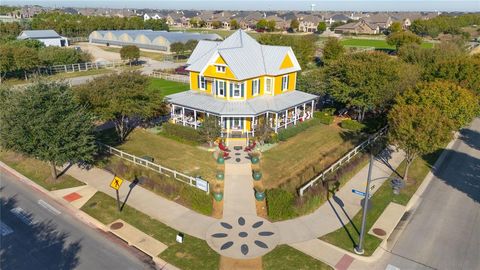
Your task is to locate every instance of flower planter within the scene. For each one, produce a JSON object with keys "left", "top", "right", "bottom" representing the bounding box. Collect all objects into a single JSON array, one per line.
[
  {"left": 216, "top": 171, "right": 225, "bottom": 181},
  {"left": 252, "top": 171, "right": 262, "bottom": 181},
  {"left": 213, "top": 192, "right": 223, "bottom": 201},
  {"left": 251, "top": 156, "right": 259, "bottom": 164},
  {"left": 217, "top": 156, "right": 225, "bottom": 164},
  {"left": 255, "top": 190, "right": 265, "bottom": 201}
]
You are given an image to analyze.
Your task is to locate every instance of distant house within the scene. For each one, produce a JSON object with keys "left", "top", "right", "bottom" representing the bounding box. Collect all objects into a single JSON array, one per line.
[
  {"left": 364, "top": 14, "right": 392, "bottom": 30},
  {"left": 325, "top": 14, "right": 351, "bottom": 25},
  {"left": 334, "top": 19, "right": 379, "bottom": 35},
  {"left": 298, "top": 14, "right": 322, "bottom": 32},
  {"left": 17, "top": 30, "right": 69, "bottom": 47},
  {"left": 144, "top": 13, "right": 162, "bottom": 21}
]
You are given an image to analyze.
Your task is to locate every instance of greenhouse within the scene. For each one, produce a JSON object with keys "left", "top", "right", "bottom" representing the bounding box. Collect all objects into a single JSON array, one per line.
[{"left": 88, "top": 30, "right": 222, "bottom": 52}]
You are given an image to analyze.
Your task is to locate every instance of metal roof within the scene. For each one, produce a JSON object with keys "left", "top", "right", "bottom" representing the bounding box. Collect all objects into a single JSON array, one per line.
[
  {"left": 89, "top": 30, "right": 221, "bottom": 44},
  {"left": 186, "top": 29, "right": 302, "bottom": 80},
  {"left": 18, "top": 30, "right": 62, "bottom": 39},
  {"left": 166, "top": 90, "right": 317, "bottom": 116}
]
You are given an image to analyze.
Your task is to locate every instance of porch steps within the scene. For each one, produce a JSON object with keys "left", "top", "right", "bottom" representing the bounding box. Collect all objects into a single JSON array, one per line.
[{"left": 225, "top": 137, "right": 247, "bottom": 147}]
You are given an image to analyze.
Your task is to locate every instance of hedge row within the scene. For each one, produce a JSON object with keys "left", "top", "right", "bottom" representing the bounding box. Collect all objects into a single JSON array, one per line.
[
  {"left": 313, "top": 109, "right": 334, "bottom": 125},
  {"left": 277, "top": 118, "right": 320, "bottom": 141},
  {"left": 341, "top": 119, "right": 366, "bottom": 132},
  {"left": 161, "top": 122, "right": 203, "bottom": 144}
]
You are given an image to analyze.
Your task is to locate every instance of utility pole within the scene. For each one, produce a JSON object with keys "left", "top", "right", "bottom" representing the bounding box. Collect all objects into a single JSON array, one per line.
[{"left": 354, "top": 153, "right": 374, "bottom": 255}]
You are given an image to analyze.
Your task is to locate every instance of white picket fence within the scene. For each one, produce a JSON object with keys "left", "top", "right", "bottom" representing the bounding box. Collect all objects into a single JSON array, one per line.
[
  {"left": 99, "top": 143, "right": 210, "bottom": 193},
  {"left": 298, "top": 126, "right": 388, "bottom": 196},
  {"left": 151, "top": 71, "right": 189, "bottom": 84},
  {"left": 45, "top": 60, "right": 126, "bottom": 74}
]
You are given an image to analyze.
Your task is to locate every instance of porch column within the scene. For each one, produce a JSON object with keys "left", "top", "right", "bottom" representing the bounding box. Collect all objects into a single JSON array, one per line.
[
  {"left": 182, "top": 107, "right": 185, "bottom": 126},
  {"left": 252, "top": 116, "right": 255, "bottom": 137},
  {"left": 171, "top": 104, "right": 175, "bottom": 120},
  {"left": 311, "top": 100, "right": 315, "bottom": 118},
  {"left": 220, "top": 116, "right": 224, "bottom": 137},
  {"left": 294, "top": 106, "right": 297, "bottom": 125},
  {"left": 194, "top": 110, "right": 197, "bottom": 130},
  {"left": 274, "top": 113, "right": 278, "bottom": 133},
  {"left": 284, "top": 109, "right": 288, "bottom": 129},
  {"left": 266, "top": 112, "right": 270, "bottom": 127},
  {"left": 303, "top": 103, "right": 306, "bottom": 121}
]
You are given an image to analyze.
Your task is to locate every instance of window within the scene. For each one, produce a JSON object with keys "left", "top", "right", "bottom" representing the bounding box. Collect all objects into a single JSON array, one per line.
[
  {"left": 252, "top": 79, "right": 259, "bottom": 96},
  {"left": 282, "top": 75, "right": 289, "bottom": 91},
  {"left": 216, "top": 65, "right": 226, "bottom": 73},
  {"left": 198, "top": 75, "right": 206, "bottom": 90},
  {"left": 215, "top": 80, "right": 226, "bottom": 97},
  {"left": 229, "top": 82, "right": 244, "bottom": 98},
  {"left": 265, "top": 77, "right": 273, "bottom": 94}
]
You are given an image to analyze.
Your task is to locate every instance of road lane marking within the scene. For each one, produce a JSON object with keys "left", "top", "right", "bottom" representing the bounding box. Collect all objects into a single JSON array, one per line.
[
  {"left": 0, "top": 221, "right": 14, "bottom": 236},
  {"left": 10, "top": 207, "right": 37, "bottom": 225},
  {"left": 37, "top": 200, "right": 61, "bottom": 215}
]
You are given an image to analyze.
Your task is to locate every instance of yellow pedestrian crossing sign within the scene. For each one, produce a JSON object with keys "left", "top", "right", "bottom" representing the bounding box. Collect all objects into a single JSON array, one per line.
[{"left": 110, "top": 176, "right": 124, "bottom": 190}]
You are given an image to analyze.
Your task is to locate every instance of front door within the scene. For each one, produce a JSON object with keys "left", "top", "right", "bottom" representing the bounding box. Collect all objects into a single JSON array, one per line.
[{"left": 230, "top": 117, "right": 243, "bottom": 131}]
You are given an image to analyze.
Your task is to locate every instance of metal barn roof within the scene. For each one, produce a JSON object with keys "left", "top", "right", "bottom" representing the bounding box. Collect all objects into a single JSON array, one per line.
[{"left": 18, "top": 30, "right": 62, "bottom": 39}]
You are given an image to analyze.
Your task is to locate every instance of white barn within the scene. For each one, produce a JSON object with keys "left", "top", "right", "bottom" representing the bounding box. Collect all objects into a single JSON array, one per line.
[{"left": 17, "top": 30, "right": 69, "bottom": 47}]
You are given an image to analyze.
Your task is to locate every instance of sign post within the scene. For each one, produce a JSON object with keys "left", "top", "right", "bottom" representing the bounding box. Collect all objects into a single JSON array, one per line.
[{"left": 110, "top": 176, "right": 124, "bottom": 212}]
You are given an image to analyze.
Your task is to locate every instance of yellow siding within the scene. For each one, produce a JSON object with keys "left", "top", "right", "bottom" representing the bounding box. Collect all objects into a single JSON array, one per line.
[
  {"left": 203, "top": 65, "right": 237, "bottom": 81},
  {"left": 205, "top": 80, "right": 212, "bottom": 94},
  {"left": 245, "top": 77, "right": 263, "bottom": 100},
  {"left": 289, "top": 73, "right": 296, "bottom": 91},
  {"left": 280, "top": 54, "right": 294, "bottom": 69},
  {"left": 273, "top": 73, "right": 296, "bottom": 95},
  {"left": 190, "top": 72, "right": 199, "bottom": 90},
  {"left": 245, "top": 118, "right": 251, "bottom": 131},
  {"left": 215, "top": 56, "right": 227, "bottom": 65}
]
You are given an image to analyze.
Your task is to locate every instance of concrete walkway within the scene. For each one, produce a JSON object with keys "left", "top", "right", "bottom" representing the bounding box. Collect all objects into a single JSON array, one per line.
[
  {"left": 64, "top": 165, "right": 216, "bottom": 239},
  {"left": 276, "top": 147, "right": 405, "bottom": 244}
]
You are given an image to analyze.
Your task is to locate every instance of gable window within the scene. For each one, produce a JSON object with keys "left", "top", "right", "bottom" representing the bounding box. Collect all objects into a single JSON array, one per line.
[
  {"left": 216, "top": 65, "right": 226, "bottom": 73},
  {"left": 252, "top": 79, "right": 260, "bottom": 96},
  {"left": 198, "top": 75, "right": 206, "bottom": 90},
  {"left": 282, "top": 75, "right": 289, "bottom": 91}
]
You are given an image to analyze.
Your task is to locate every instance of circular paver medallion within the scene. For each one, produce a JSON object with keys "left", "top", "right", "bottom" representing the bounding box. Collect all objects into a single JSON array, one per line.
[
  {"left": 372, "top": 228, "right": 386, "bottom": 236},
  {"left": 110, "top": 222, "right": 124, "bottom": 230},
  {"left": 206, "top": 215, "right": 279, "bottom": 259}
]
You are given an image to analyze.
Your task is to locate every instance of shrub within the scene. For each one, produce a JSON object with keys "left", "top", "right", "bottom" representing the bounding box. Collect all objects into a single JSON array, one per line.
[
  {"left": 266, "top": 188, "right": 296, "bottom": 221},
  {"left": 313, "top": 111, "right": 334, "bottom": 125},
  {"left": 340, "top": 119, "right": 366, "bottom": 132},
  {"left": 161, "top": 122, "right": 203, "bottom": 144},
  {"left": 277, "top": 118, "right": 320, "bottom": 141}
]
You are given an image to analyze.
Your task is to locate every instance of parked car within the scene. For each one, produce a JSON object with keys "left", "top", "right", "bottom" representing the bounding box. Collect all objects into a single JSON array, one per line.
[{"left": 174, "top": 65, "right": 189, "bottom": 75}]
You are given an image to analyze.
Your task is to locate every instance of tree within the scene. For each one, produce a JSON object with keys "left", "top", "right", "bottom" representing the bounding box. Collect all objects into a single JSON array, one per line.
[
  {"left": 13, "top": 46, "right": 39, "bottom": 80},
  {"left": 297, "top": 69, "right": 327, "bottom": 96},
  {"left": 74, "top": 71, "right": 164, "bottom": 142},
  {"left": 388, "top": 104, "right": 453, "bottom": 181},
  {"left": 257, "top": 34, "right": 317, "bottom": 68},
  {"left": 290, "top": 18, "right": 299, "bottom": 32},
  {"left": 256, "top": 19, "right": 268, "bottom": 31},
  {"left": 323, "top": 51, "right": 419, "bottom": 121},
  {"left": 396, "top": 81, "right": 480, "bottom": 129},
  {"left": 254, "top": 116, "right": 272, "bottom": 145},
  {"left": 0, "top": 81, "right": 96, "bottom": 180},
  {"left": 211, "top": 21, "right": 222, "bottom": 29},
  {"left": 169, "top": 42, "right": 185, "bottom": 55},
  {"left": 120, "top": 45, "right": 140, "bottom": 66},
  {"left": 184, "top": 39, "right": 199, "bottom": 52},
  {"left": 388, "top": 22, "right": 402, "bottom": 33},
  {"left": 322, "top": 37, "right": 345, "bottom": 61},
  {"left": 330, "top": 21, "right": 346, "bottom": 30},
  {"left": 144, "top": 18, "right": 169, "bottom": 31},
  {"left": 317, "top": 22, "right": 327, "bottom": 33},
  {"left": 266, "top": 20, "right": 276, "bottom": 32},
  {"left": 0, "top": 45, "right": 14, "bottom": 84},
  {"left": 199, "top": 115, "right": 220, "bottom": 147},
  {"left": 38, "top": 46, "right": 92, "bottom": 66},
  {"left": 230, "top": 19, "right": 239, "bottom": 30},
  {"left": 386, "top": 31, "right": 422, "bottom": 50}
]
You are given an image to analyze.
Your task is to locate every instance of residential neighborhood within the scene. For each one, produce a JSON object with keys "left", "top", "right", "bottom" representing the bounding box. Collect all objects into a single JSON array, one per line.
[{"left": 0, "top": 1, "right": 479, "bottom": 270}]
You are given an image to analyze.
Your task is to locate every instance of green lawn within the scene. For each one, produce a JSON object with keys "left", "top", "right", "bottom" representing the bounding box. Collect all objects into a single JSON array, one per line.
[
  {"left": 340, "top": 38, "right": 434, "bottom": 50},
  {"left": 263, "top": 245, "right": 333, "bottom": 270},
  {"left": 262, "top": 124, "right": 363, "bottom": 190},
  {"left": 106, "top": 128, "right": 217, "bottom": 182},
  {"left": 81, "top": 192, "right": 219, "bottom": 270},
  {"left": 148, "top": 78, "right": 190, "bottom": 97},
  {"left": 0, "top": 150, "right": 85, "bottom": 191},
  {"left": 320, "top": 149, "right": 441, "bottom": 255}
]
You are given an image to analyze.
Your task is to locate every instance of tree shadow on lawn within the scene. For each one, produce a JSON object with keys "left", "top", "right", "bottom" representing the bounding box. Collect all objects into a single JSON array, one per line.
[{"left": 0, "top": 196, "right": 81, "bottom": 270}]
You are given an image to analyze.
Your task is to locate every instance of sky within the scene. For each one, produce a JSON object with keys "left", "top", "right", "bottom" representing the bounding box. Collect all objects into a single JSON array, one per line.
[{"left": 2, "top": 0, "right": 480, "bottom": 12}]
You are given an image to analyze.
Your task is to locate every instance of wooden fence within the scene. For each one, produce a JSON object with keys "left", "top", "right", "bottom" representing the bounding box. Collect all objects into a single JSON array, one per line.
[
  {"left": 298, "top": 126, "right": 388, "bottom": 196},
  {"left": 150, "top": 71, "right": 189, "bottom": 84},
  {"left": 44, "top": 60, "right": 126, "bottom": 75},
  {"left": 99, "top": 143, "right": 210, "bottom": 193}
]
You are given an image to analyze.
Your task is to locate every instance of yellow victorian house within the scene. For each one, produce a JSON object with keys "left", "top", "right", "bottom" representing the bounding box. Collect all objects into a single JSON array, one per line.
[{"left": 166, "top": 29, "right": 317, "bottom": 138}]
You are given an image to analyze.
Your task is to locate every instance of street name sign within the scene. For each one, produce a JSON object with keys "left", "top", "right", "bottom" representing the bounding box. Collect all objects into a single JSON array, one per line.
[{"left": 352, "top": 189, "right": 366, "bottom": 197}]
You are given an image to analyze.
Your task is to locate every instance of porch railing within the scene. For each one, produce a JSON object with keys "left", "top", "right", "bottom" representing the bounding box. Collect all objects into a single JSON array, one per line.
[
  {"left": 151, "top": 71, "right": 189, "bottom": 84},
  {"left": 98, "top": 142, "right": 209, "bottom": 194},
  {"left": 298, "top": 126, "right": 388, "bottom": 196}
]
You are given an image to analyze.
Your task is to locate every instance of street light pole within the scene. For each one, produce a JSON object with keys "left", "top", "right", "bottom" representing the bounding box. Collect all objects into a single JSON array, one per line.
[{"left": 354, "top": 153, "right": 374, "bottom": 255}]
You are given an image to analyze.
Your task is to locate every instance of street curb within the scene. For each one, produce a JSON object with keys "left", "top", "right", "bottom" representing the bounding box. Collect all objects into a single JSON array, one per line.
[{"left": 0, "top": 161, "right": 177, "bottom": 270}]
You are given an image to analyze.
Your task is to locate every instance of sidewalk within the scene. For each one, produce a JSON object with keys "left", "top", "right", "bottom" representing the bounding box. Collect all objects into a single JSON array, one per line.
[
  {"left": 63, "top": 165, "right": 216, "bottom": 239},
  {"left": 275, "top": 147, "right": 404, "bottom": 244}
]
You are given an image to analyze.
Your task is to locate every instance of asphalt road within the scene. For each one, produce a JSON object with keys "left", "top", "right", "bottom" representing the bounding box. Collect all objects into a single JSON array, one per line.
[
  {"left": 0, "top": 172, "right": 156, "bottom": 270},
  {"left": 377, "top": 118, "right": 480, "bottom": 270}
]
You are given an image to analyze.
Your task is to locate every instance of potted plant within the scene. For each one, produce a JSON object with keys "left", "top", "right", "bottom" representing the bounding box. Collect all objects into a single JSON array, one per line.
[
  {"left": 213, "top": 184, "right": 223, "bottom": 201},
  {"left": 252, "top": 170, "right": 262, "bottom": 181},
  {"left": 255, "top": 186, "right": 266, "bottom": 201},
  {"left": 216, "top": 170, "right": 225, "bottom": 181}
]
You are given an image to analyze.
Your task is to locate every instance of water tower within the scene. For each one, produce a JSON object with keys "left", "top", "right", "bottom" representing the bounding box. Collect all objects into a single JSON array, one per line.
[{"left": 311, "top": 3, "right": 316, "bottom": 11}]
